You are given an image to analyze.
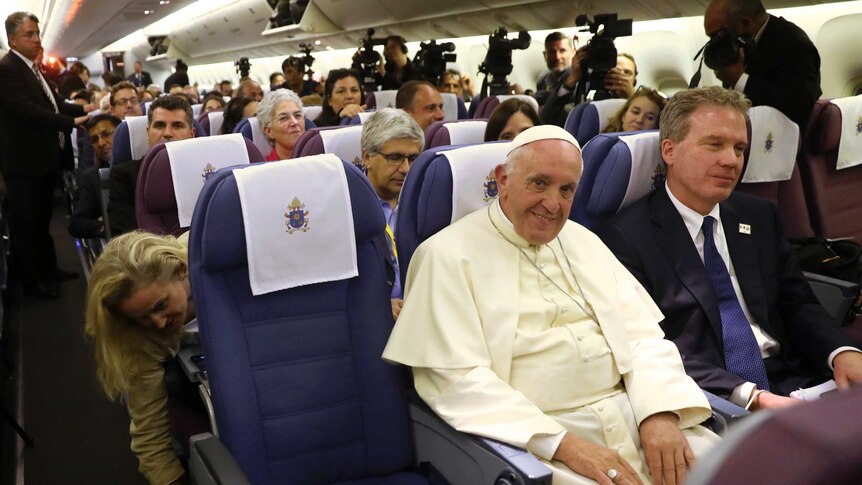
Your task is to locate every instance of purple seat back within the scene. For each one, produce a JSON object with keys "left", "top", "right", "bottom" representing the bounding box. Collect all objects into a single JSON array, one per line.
[
  {"left": 424, "top": 119, "right": 488, "bottom": 150},
  {"left": 135, "top": 137, "right": 265, "bottom": 236}
]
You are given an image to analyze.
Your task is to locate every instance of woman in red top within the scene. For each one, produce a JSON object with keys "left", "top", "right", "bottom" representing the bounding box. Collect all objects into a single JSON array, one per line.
[{"left": 258, "top": 88, "right": 305, "bottom": 161}]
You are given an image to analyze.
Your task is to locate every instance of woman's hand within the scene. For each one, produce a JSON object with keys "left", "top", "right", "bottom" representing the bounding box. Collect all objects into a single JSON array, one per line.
[{"left": 339, "top": 103, "right": 366, "bottom": 119}]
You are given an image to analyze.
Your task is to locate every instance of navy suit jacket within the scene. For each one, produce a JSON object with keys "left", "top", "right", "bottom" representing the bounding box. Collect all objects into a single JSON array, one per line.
[{"left": 597, "top": 188, "right": 855, "bottom": 398}]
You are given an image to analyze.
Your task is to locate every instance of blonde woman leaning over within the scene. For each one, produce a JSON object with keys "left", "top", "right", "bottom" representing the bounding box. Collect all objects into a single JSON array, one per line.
[
  {"left": 85, "top": 231, "right": 196, "bottom": 485},
  {"left": 603, "top": 86, "right": 668, "bottom": 133}
]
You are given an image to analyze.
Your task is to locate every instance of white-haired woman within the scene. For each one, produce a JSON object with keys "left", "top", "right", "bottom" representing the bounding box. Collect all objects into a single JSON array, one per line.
[{"left": 257, "top": 88, "right": 305, "bottom": 161}]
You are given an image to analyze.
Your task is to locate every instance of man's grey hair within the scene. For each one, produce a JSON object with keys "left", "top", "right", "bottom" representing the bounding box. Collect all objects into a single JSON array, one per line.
[
  {"left": 361, "top": 108, "right": 425, "bottom": 154},
  {"left": 257, "top": 88, "right": 304, "bottom": 133},
  {"left": 5, "top": 12, "right": 38, "bottom": 38},
  {"left": 660, "top": 86, "right": 751, "bottom": 143}
]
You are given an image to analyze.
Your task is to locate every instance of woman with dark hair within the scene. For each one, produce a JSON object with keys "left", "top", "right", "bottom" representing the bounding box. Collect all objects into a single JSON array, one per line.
[
  {"left": 314, "top": 68, "right": 365, "bottom": 127},
  {"left": 201, "top": 92, "right": 226, "bottom": 114},
  {"left": 602, "top": 87, "right": 667, "bottom": 133},
  {"left": 483, "top": 98, "right": 542, "bottom": 142},
  {"left": 219, "top": 96, "right": 258, "bottom": 135}
]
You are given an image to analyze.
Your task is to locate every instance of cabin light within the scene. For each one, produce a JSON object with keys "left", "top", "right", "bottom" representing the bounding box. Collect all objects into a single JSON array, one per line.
[
  {"left": 314, "top": 40, "right": 321, "bottom": 45},
  {"left": 325, "top": 45, "right": 333, "bottom": 50},
  {"left": 145, "top": 10, "right": 152, "bottom": 14}
]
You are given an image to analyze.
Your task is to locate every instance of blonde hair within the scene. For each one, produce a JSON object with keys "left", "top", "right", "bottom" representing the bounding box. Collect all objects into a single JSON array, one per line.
[{"left": 85, "top": 231, "right": 188, "bottom": 400}]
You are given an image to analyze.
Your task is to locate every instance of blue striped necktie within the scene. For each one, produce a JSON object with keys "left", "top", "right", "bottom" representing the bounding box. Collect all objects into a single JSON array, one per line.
[{"left": 701, "top": 216, "right": 770, "bottom": 390}]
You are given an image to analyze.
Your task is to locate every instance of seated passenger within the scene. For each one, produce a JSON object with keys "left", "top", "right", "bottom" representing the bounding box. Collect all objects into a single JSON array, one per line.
[
  {"left": 108, "top": 95, "right": 196, "bottom": 237},
  {"left": 219, "top": 96, "right": 258, "bottom": 135},
  {"left": 314, "top": 69, "right": 365, "bottom": 127},
  {"left": 384, "top": 125, "right": 718, "bottom": 485},
  {"left": 258, "top": 88, "right": 305, "bottom": 161},
  {"left": 236, "top": 79, "right": 263, "bottom": 102},
  {"left": 602, "top": 87, "right": 667, "bottom": 133},
  {"left": 360, "top": 108, "right": 424, "bottom": 319},
  {"left": 540, "top": 52, "right": 638, "bottom": 128},
  {"left": 181, "top": 85, "right": 200, "bottom": 104},
  {"left": 200, "top": 92, "right": 225, "bottom": 114},
  {"left": 396, "top": 80, "right": 444, "bottom": 130},
  {"left": 269, "top": 72, "right": 285, "bottom": 92},
  {"left": 483, "top": 98, "right": 541, "bottom": 141},
  {"left": 597, "top": 87, "right": 862, "bottom": 410},
  {"left": 69, "top": 114, "right": 120, "bottom": 239},
  {"left": 86, "top": 231, "right": 200, "bottom": 485},
  {"left": 111, "top": 81, "right": 144, "bottom": 120}
]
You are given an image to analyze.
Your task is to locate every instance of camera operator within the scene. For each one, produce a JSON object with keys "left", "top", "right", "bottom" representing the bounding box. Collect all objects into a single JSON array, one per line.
[
  {"left": 381, "top": 35, "right": 421, "bottom": 90},
  {"left": 279, "top": 56, "right": 322, "bottom": 97},
  {"left": 703, "top": 0, "right": 820, "bottom": 128},
  {"left": 438, "top": 69, "right": 474, "bottom": 102},
  {"left": 540, "top": 47, "right": 638, "bottom": 127},
  {"left": 535, "top": 32, "right": 574, "bottom": 106}
]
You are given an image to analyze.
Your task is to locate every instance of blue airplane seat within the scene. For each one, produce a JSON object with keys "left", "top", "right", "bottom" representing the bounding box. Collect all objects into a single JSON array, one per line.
[{"left": 563, "top": 98, "right": 627, "bottom": 147}]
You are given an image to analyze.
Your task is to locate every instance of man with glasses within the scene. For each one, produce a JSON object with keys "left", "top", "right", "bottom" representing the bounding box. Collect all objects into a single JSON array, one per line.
[
  {"left": 0, "top": 12, "right": 96, "bottom": 298},
  {"left": 69, "top": 114, "right": 119, "bottom": 239},
  {"left": 360, "top": 108, "right": 424, "bottom": 321},
  {"left": 110, "top": 81, "right": 143, "bottom": 120}
]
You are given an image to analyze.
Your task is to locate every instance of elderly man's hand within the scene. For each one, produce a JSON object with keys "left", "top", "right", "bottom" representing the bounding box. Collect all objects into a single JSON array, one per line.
[
  {"left": 553, "top": 433, "right": 643, "bottom": 485},
  {"left": 713, "top": 48, "right": 745, "bottom": 88},
  {"left": 833, "top": 350, "right": 862, "bottom": 389},
  {"left": 390, "top": 298, "right": 403, "bottom": 321},
  {"left": 639, "top": 412, "right": 692, "bottom": 485}
]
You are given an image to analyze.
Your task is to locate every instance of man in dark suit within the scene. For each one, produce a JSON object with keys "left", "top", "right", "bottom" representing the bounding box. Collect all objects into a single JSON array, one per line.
[
  {"left": 126, "top": 60, "right": 153, "bottom": 88},
  {"left": 69, "top": 114, "right": 119, "bottom": 239},
  {"left": 704, "top": 0, "right": 821, "bottom": 128},
  {"left": 0, "top": 12, "right": 94, "bottom": 298},
  {"left": 597, "top": 87, "right": 862, "bottom": 411},
  {"left": 107, "top": 95, "right": 195, "bottom": 237}
]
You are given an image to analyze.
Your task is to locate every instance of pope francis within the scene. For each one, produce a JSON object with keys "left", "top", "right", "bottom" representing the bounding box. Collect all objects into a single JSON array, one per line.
[{"left": 383, "top": 126, "right": 719, "bottom": 485}]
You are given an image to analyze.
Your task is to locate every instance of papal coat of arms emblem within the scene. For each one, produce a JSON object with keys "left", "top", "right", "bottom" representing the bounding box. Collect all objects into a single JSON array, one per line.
[
  {"left": 483, "top": 169, "right": 498, "bottom": 202},
  {"left": 764, "top": 132, "right": 774, "bottom": 152},
  {"left": 284, "top": 197, "right": 310, "bottom": 234},
  {"left": 201, "top": 163, "right": 216, "bottom": 183}
]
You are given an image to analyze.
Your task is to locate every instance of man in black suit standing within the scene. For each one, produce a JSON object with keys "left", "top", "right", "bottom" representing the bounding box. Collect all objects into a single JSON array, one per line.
[
  {"left": 126, "top": 60, "right": 153, "bottom": 88},
  {"left": 704, "top": 0, "right": 821, "bottom": 128},
  {"left": 597, "top": 87, "right": 862, "bottom": 411},
  {"left": 0, "top": 12, "right": 94, "bottom": 298}
]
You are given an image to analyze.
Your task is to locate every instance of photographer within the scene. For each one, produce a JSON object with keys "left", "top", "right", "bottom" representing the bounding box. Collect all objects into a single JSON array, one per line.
[
  {"left": 703, "top": 0, "right": 820, "bottom": 128},
  {"left": 540, "top": 48, "right": 638, "bottom": 127},
  {"left": 279, "top": 56, "right": 322, "bottom": 97},
  {"left": 381, "top": 35, "right": 421, "bottom": 90},
  {"left": 534, "top": 32, "right": 574, "bottom": 106}
]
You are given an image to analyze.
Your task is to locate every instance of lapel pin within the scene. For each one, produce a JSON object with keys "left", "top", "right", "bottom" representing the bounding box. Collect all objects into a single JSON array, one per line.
[{"left": 739, "top": 223, "right": 751, "bottom": 235}]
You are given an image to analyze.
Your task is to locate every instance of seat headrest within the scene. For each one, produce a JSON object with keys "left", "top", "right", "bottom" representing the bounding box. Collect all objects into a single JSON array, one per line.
[
  {"left": 318, "top": 125, "right": 364, "bottom": 164},
  {"left": 126, "top": 116, "right": 151, "bottom": 161},
  {"left": 741, "top": 106, "right": 799, "bottom": 183},
  {"left": 197, "top": 159, "right": 384, "bottom": 273},
  {"left": 425, "top": 120, "right": 488, "bottom": 150}
]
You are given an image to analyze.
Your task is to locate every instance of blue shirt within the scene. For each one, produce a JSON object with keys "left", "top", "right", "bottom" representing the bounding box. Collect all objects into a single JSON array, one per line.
[{"left": 380, "top": 198, "right": 402, "bottom": 299}]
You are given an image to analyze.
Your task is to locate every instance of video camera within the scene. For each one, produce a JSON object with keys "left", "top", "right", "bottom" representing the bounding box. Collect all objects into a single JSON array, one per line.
[
  {"left": 478, "top": 27, "right": 531, "bottom": 96},
  {"left": 413, "top": 40, "right": 457, "bottom": 85},
  {"left": 574, "top": 13, "right": 632, "bottom": 101},
  {"left": 352, "top": 28, "right": 387, "bottom": 92},
  {"left": 298, "top": 42, "right": 316, "bottom": 78},
  {"left": 235, "top": 57, "right": 251, "bottom": 79}
]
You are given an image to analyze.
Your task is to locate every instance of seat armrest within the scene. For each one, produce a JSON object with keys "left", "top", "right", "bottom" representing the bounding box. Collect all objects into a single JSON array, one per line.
[
  {"left": 703, "top": 390, "right": 749, "bottom": 435},
  {"left": 804, "top": 271, "right": 860, "bottom": 325},
  {"left": 408, "top": 399, "right": 552, "bottom": 485},
  {"left": 189, "top": 433, "right": 250, "bottom": 485}
]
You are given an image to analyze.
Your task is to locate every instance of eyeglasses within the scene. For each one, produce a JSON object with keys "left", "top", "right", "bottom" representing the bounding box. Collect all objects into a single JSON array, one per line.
[
  {"left": 375, "top": 151, "right": 420, "bottom": 166},
  {"left": 273, "top": 112, "right": 303, "bottom": 125},
  {"left": 634, "top": 85, "right": 668, "bottom": 99},
  {"left": 113, "top": 97, "right": 139, "bottom": 106}
]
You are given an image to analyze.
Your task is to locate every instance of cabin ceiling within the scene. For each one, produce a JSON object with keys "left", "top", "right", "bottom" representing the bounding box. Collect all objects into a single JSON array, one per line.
[{"left": 4, "top": 0, "right": 844, "bottom": 62}]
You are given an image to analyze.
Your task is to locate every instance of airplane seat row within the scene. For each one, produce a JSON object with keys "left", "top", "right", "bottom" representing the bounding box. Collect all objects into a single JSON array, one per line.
[
  {"left": 135, "top": 134, "right": 265, "bottom": 237},
  {"left": 197, "top": 110, "right": 224, "bottom": 136},
  {"left": 292, "top": 125, "right": 364, "bottom": 163},
  {"left": 111, "top": 116, "right": 208, "bottom": 166},
  {"left": 563, "top": 98, "right": 628, "bottom": 147},
  {"left": 185, "top": 155, "right": 549, "bottom": 484},
  {"left": 798, "top": 97, "right": 862, "bottom": 242}
]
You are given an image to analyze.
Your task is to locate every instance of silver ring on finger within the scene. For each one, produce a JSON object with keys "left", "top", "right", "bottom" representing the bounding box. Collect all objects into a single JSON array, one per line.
[{"left": 607, "top": 469, "right": 619, "bottom": 480}]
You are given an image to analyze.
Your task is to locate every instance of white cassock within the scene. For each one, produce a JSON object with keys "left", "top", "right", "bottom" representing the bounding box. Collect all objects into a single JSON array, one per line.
[{"left": 383, "top": 199, "right": 719, "bottom": 484}]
